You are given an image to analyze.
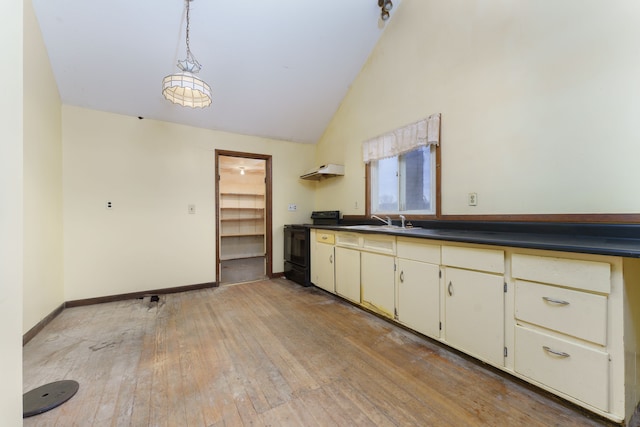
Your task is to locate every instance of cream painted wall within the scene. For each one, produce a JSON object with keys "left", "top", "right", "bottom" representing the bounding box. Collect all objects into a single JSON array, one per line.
[
  {"left": 316, "top": 0, "right": 640, "bottom": 215},
  {"left": 0, "top": 0, "right": 23, "bottom": 423},
  {"left": 23, "top": 0, "right": 64, "bottom": 333},
  {"left": 63, "top": 106, "right": 316, "bottom": 301}
]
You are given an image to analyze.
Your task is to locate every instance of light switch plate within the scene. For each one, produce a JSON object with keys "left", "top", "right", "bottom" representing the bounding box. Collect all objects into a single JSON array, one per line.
[
  {"left": 188, "top": 204, "right": 196, "bottom": 214},
  {"left": 288, "top": 204, "right": 297, "bottom": 211}
]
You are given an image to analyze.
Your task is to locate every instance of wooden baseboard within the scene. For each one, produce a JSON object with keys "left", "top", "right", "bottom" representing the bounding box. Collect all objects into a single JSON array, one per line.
[
  {"left": 270, "top": 272, "right": 285, "bottom": 279},
  {"left": 23, "top": 302, "right": 65, "bottom": 346},
  {"left": 65, "top": 281, "right": 218, "bottom": 308}
]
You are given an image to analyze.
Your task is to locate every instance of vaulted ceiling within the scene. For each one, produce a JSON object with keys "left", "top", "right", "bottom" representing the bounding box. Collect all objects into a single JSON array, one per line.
[{"left": 32, "top": 0, "right": 399, "bottom": 143}]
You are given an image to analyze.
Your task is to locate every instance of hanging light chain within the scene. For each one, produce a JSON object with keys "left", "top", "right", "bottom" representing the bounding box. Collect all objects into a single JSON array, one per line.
[
  {"left": 178, "top": 0, "right": 202, "bottom": 73},
  {"left": 185, "top": 0, "right": 192, "bottom": 60}
]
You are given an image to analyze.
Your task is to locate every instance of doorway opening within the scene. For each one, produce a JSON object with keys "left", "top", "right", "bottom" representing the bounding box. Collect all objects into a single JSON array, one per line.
[{"left": 216, "top": 150, "right": 272, "bottom": 285}]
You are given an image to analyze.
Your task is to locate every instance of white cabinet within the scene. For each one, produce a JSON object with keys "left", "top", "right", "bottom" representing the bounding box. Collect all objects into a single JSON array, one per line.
[
  {"left": 442, "top": 245, "right": 505, "bottom": 366},
  {"left": 512, "top": 253, "right": 613, "bottom": 412},
  {"left": 360, "top": 233, "right": 396, "bottom": 319},
  {"left": 396, "top": 238, "right": 441, "bottom": 339},
  {"left": 514, "top": 280, "right": 607, "bottom": 346},
  {"left": 514, "top": 325, "right": 609, "bottom": 411},
  {"left": 335, "top": 246, "right": 360, "bottom": 303},
  {"left": 361, "top": 251, "right": 395, "bottom": 318},
  {"left": 444, "top": 267, "right": 505, "bottom": 366},
  {"left": 310, "top": 230, "right": 335, "bottom": 293},
  {"left": 335, "top": 232, "right": 362, "bottom": 303}
]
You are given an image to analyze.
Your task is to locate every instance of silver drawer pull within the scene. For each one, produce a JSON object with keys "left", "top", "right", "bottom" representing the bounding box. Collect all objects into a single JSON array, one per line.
[
  {"left": 322, "top": 236, "right": 328, "bottom": 240},
  {"left": 543, "top": 346, "right": 570, "bottom": 358},
  {"left": 399, "top": 271, "right": 405, "bottom": 283},
  {"left": 542, "top": 296, "right": 570, "bottom": 306}
]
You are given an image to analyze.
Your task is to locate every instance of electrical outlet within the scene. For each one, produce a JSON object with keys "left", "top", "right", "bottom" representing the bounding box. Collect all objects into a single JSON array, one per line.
[
  {"left": 354, "top": 201, "right": 358, "bottom": 210},
  {"left": 188, "top": 204, "right": 196, "bottom": 214},
  {"left": 288, "top": 204, "right": 297, "bottom": 211},
  {"left": 106, "top": 200, "right": 113, "bottom": 210},
  {"left": 468, "top": 193, "right": 478, "bottom": 206}
]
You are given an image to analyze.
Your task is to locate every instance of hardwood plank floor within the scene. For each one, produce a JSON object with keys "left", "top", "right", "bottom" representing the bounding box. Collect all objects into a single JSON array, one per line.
[{"left": 23, "top": 279, "right": 614, "bottom": 426}]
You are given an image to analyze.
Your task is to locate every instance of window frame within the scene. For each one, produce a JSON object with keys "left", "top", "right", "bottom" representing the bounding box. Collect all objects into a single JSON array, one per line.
[{"left": 366, "top": 143, "right": 441, "bottom": 220}]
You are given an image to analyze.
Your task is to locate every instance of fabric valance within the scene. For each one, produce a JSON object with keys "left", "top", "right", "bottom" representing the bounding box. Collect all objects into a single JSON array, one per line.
[{"left": 362, "top": 113, "right": 441, "bottom": 164}]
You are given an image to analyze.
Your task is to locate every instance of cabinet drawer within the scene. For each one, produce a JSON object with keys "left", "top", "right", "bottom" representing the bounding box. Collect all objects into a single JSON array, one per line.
[
  {"left": 441, "top": 246, "right": 504, "bottom": 273},
  {"left": 316, "top": 231, "right": 335, "bottom": 245},
  {"left": 362, "top": 234, "right": 396, "bottom": 255},
  {"left": 512, "top": 254, "right": 610, "bottom": 294},
  {"left": 515, "top": 280, "right": 607, "bottom": 346},
  {"left": 515, "top": 326, "right": 609, "bottom": 412},
  {"left": 336, "top": 232, "right": 361, "bottom": 248},
  {"left": 397, "top": 237, "right": 440, "bottom": 264}
]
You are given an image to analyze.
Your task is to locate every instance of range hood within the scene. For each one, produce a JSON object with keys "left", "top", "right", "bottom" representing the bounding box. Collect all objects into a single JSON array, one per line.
[{"left": 300, "top": 164, "right": 345, "bottom": 181}]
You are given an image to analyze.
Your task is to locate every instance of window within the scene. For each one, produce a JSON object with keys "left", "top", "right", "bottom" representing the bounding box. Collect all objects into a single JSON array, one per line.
[
  {"left": 363, "top": 114, "right": 441, "bottom": 217},
  {"left": 370, "top": 145, "right": 436, "bottom": 215}
]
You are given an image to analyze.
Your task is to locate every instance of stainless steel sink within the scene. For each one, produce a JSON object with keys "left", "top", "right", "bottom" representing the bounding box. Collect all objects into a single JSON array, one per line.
[
  {"left": 341, "top": 224, "right": 398, "bottom": 230},
  {"left": 340, "top": 225, "right": 420, "bottom": 231}
]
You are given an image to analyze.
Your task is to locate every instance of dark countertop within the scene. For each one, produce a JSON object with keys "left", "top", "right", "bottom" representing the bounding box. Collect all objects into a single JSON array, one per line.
[{"left": 309, "top": 221, "right": 640, "bottom": 258}]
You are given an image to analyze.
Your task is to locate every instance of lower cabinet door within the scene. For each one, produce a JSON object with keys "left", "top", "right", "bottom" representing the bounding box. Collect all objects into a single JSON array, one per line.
[
  {"left": 397, "top": 259, "right": 440, "bottom": 338},
  {"left": 444, "top": 267, "right": 504, "bottom": 366},
  {"left": 514, "top": 325, "right": 609, "bottom": 412},
  {"left": 313, "top": 242, "right": 335, "bottom": 293},
  {"left": 361, "top": 251, "right": 395, "bottom": 318},
  {"left": 335, "top": 247, "right": 361, "bottom": 303}
]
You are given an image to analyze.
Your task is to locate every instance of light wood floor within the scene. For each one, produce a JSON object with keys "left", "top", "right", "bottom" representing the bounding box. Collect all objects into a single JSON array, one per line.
[{"left": 23, "top": 279, "right": 614, "bottom": 426}]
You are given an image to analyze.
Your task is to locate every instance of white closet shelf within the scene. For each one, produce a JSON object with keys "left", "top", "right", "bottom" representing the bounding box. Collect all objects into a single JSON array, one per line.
[{"left": 220, "top": 207, "right": 264, "bottom": 210}]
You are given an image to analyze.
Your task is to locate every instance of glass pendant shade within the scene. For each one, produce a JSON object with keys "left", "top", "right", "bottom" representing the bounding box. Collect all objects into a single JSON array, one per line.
[{"left": 162, "top": 72, "right": 212, "bottom": 108}]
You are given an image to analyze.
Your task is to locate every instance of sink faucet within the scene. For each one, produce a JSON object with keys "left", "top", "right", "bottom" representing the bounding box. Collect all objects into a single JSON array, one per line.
[
  {"left": 400, "top": 215, "right": 406, "bottom": 228},
  {"left": 371, "top": 215, "right": 392, "bottom": 226}
]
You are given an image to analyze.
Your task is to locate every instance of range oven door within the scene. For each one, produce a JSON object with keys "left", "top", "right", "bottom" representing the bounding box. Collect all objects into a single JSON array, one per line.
[
  {"left": 284, "top": 225, "right": 310, "bottom": 286},
  {"left": 284, "top": 225, "right": 307, "bottom": 267}
]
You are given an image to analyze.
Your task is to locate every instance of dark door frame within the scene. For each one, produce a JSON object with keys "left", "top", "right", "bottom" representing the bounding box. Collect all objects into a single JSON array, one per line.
[{"left": 215, "top": 149, "right": 273, "bottom": 283}]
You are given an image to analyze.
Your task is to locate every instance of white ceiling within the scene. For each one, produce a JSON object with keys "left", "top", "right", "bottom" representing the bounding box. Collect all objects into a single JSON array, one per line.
[{"left": 32, "top": 0, "right": 399, "bottom": 144}]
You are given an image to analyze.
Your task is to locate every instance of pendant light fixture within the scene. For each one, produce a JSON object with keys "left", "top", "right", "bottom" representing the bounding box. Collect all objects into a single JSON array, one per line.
[{"left": 162, "top": 0, "right": 212, "bottom": 108}]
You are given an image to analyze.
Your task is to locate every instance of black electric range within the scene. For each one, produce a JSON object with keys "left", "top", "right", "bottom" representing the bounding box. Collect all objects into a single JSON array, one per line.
[{"left": 284, "top": 211, "right": 340, "bottom": 286}]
